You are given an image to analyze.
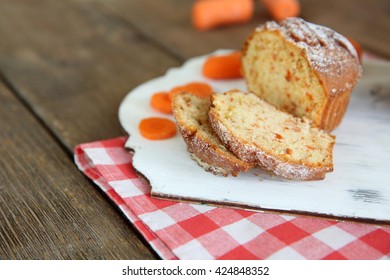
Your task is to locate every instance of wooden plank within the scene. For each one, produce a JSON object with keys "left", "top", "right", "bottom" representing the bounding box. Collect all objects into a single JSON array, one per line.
[
  {"left": 0, "top": 0, "right": 179, "bottom": 151},
  {"left": 94, "top": 0, "right": 390, "bottom": 59},
  {"left": 0, "top": 0, "right": 386, "bottom": 260},
  {"left": 0, "top": 81, "right": 156, "bottom": 259},
  {"left": 91, "top": 0, "right": 264, "bottom": 59}
]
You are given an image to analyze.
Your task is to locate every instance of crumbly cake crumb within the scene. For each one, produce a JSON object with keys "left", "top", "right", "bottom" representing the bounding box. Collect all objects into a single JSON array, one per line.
[
  {"left": 243, "top": 17, "right": 362, "bottom": 131},
  {"left": 209, "top": 90, "right": 335, "bottom": 180},
  {"left": 172, "top": 92, "right": 253, "bottom": 176}
]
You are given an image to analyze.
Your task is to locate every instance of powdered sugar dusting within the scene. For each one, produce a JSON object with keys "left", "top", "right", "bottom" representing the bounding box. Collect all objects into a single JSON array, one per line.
[
  {"left": 259, "top": 18, "right": 360, "bottom": 82},
  {"left": 255, "top": 149, "right": 328, "bottom": 180},
  {"left": 333, "top": 31, "right": 359, "bottom": 60}
]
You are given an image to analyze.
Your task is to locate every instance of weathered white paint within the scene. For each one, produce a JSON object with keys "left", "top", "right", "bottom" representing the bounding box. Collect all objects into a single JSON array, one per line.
[{"left": 119, "top": 50, "right": 390, "bottom": 222}]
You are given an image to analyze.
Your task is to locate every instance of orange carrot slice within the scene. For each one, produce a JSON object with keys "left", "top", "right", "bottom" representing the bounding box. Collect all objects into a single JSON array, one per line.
[
  {"left": 139, "top": 117, "right": 176, "bottom": 140},
  {"left": 150, "top": 91, "right": 172, "bottom": 114},
  {"left": 169, "top": 82, "right": 212, "bottom": 100},
  {"left": 262, "top": 0, "right": 301, "bottom": 21},
  {"left": 192, "top": 0, "right": 254, "bottom": 31},
  {"left": 184, "top": 82, "right": 213, "bottom": 97},
  {"left": 203, "top": 51, "right": 242, "bottom": 79},
  {"left": 169, "top": 85, "right": 188, "bottom": 100}
]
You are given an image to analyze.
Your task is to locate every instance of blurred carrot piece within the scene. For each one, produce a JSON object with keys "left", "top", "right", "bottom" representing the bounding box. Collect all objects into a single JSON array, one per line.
[
  {"left": 184, "top": 82, "right": 213, "bottom": 97},
  {"left": 262, "top": 0, "right": 301, "bottom": 21},
  {"left": 203, "top": 51, "right": 242, "bottom": 79},
  {"left": 150, "top": 82, "right": 212, "bottom": 116},
  {"left": 169, "top": 82, "right": 212, "bottom": 100},
  {"left": 192, "top": 0, "right": 254, "bottom": 31},
  {"left": 139, "top": 117, "right": 176, "bottom": 140},
  {"left": 150, "top": 91, "right": 173, "bottom": 114},
  {"left": 169, "top": 85, "right": 188, "bottom": 100}
]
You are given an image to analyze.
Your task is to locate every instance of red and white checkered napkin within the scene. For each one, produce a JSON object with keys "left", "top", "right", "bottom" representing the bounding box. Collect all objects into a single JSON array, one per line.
[{"left": 74, "top": 137, "right": 390, "bottom": 260}]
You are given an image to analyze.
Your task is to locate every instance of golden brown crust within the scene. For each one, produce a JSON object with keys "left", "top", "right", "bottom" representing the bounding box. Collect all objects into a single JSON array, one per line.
[
  {"left": 319, "top": 87, "right": 353, "bottom": 131},
  {"left": 254, "top": 147, "right": 334, "bottom": 180},
  {"left": 209, "top": 90, "right": 335, "bottom": 181},
  {"left": 172, "top": 93, "right": 253, "bottom": 177},
  {"left": 179, "top": 126, "right": 253, "bottom": 176},
  {"left": 242, "top": 17, "right": 362, "bottom": 131}
]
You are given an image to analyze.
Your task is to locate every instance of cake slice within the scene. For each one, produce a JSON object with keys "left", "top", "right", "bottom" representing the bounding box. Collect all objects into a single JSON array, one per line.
[
  {"left": 242, "top": 17, "right": 362, "bottom": 131},
  {"left": 172, "top": 92, "right": 253, "bottom": 176},
  {"left": 209, "top": 90, "right": 335, "bottom": 180}
]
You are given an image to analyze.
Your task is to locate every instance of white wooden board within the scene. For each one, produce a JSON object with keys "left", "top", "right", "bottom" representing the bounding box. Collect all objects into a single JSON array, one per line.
[{"left": 119, "top": 50, "right": 390, "bottom": 222}]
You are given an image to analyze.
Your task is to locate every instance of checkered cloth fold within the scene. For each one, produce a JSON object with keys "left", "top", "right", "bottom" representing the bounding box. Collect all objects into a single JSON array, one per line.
[{"left": 74, "top": 137, "right": 390, "bottom": 260}]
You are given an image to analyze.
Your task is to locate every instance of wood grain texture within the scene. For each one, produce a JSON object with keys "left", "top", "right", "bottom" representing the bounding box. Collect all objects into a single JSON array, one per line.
[
  {"left": 0, "top": 0, "right": 179, "bottom": 151},
  {"left": 0, "top": 0, "right": 388, "bottom": 260},
  {"left": 91, "top": 0, "right": 264, "bottom": 59},
  {"left": 0, "top": 81, "right": 157, "bottom": 259},
  {"left": 94, "top": 0, "right": 390, "bottom": 59}
]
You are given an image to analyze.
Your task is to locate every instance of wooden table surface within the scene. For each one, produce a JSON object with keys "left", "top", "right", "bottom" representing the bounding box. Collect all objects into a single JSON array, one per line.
[{"left": 0, "top": 0, "right": 388, "bottom": 260}]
